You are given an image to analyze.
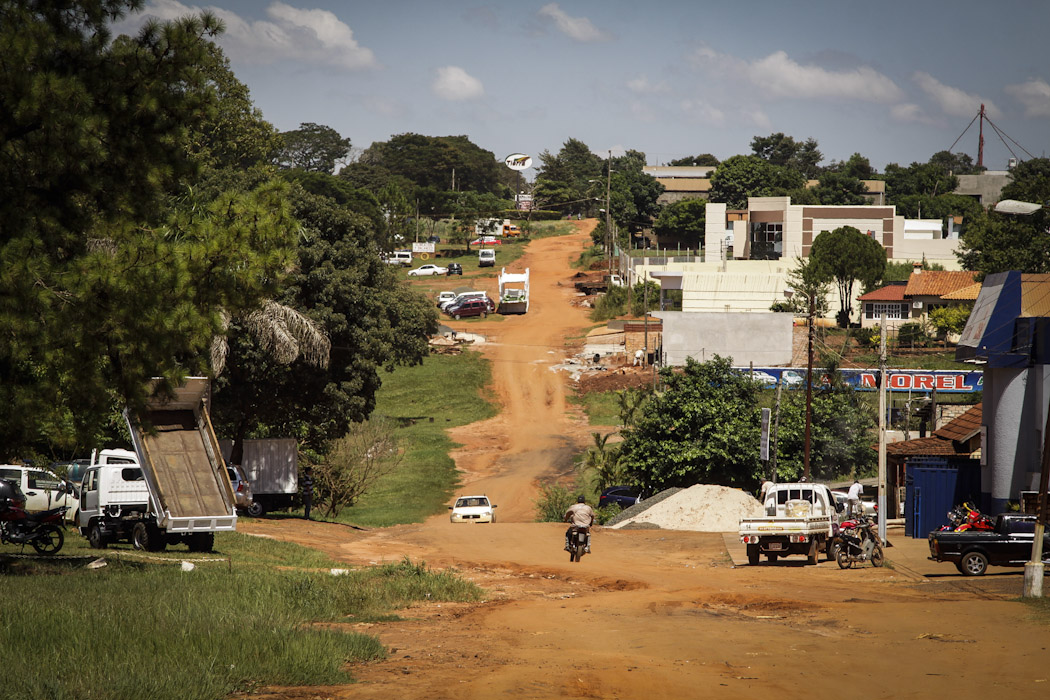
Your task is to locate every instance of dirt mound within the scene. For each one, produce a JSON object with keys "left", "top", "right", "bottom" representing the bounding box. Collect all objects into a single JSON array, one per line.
[
  {"left": 609, "top": 484, "right": 763, "bottom": 532},
  {"left": 575, "top": 366, "right": 654, "bottom": 395}
]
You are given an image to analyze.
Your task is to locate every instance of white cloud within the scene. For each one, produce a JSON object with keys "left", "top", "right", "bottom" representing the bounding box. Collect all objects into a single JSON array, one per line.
[
  {"left": 432, "top": 66, "right": 484, "bottom": 101},
  {"left": 889, "top": 102, "right": 940, "bottom": 126},
  {"left": 121, "top": 1, "right": 377, "bottom": 70},
  {"left": 538, "top": 3, "right": 610, "bottom": 42},
  {"left": 626, "top": 75, "right": 670, "bottom": 95},
  {"left": 679, "top": 99, "right": 726, "bottom": 126},
  {"left": 913, "top": 72, "right": 1000, "bottom": 119},
  {"left": 1005, "top": 78, "right": 1050, "bottom": 118},
  {"left": 363, "top": 95, "right": 408, "bottom": 118},
  {"left": 747, "top": 51, "right": 902, "bottom": 102},
  {"left": 689, "top": 44, "right": 901, "bottom": 103}
]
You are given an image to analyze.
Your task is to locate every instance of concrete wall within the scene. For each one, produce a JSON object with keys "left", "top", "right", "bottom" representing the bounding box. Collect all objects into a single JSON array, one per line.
[
  {"left": 892, "top": 237, "right": 963, "bottom": 266},
  {"left": 654, "top": 311, "right": 793, "bottom": 367},
  {"left": 983, "top": 365, "right": 1050, "bottom": 513},
  {"left": 955, "top": 171, "right": 1011, "bottom": 206}
]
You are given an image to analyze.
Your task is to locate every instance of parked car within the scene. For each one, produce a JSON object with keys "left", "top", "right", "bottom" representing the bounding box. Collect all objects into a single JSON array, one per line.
[
  {"left": 470, "top": 236, "right": 502, "bottom": 246},
  {"left": 227, "top": 464, "right": 254, "bottom": 512},
  {"left": 427, "top": 235, "right": 441, "bottom": 244},
  {"left": 0, "top": 464, "right": 78, "bottom": 521},
  {"left": 744, "top": 370, "right": 778, "bottom": 387},
  {"left": 449, "top": 494, "right": 497, "bottom": 523},
  {"left": 437, "top": 291, "right": 458, "bottom": 307},
  {"left": 446, "top": 297, "right": 495, "bottom": 319},
  {"left": 382, "top": 250, "right": 413, "bottom": 266},
  {"left": 599, "top": 485, "right": 642, "bottom": 510},
  {"left": 408, "top": 264, "right": 449, "bottom": 277},
  {"left": 441, "top": 290, "right": 487, "bottom": 311},
  {"left": 446, "top": 262, "right": 463, "bottom": 276},
  {"left": 478, "top": 249, "right": 496, "bottom": 267},
  {"left": 830, "top": 490, "right": 877, "bottom": 518}
]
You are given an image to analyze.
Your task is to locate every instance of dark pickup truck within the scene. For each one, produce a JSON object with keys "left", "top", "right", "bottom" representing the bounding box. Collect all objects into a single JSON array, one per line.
[{"left": 928, "top": 513, "right": 1050, "bottom": 575}]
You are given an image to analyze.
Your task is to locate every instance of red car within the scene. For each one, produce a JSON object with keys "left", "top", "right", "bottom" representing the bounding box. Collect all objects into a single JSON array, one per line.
[
  {"left": 446, "top": 297, "right": 495, "bottom": 319},
  {"left": 469, "top": 236, "right": 502, "bottom": 246}
]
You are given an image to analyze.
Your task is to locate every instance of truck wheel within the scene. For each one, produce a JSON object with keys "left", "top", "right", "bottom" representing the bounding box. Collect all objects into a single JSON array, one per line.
[
  {"left": 959, "top": 550, "right": 988, "bottom": 576},
  {"left": 132, "top": 522, "right": 165, "bottom": 552},
  {"left": 88, "top": 523, "right": 108, "bottom": 549},
  {"left": 870, "top": 545, "right": 885, "bottom": 567},
  {"left": 32, "top": 525, "right": 64, "bottom": 554},
  {"left": 188, "top": 533, "right": 215, "bottom": 553},
  {"left": 246, "top": 501, "right": 265, "bottom": 517},
  {"left": 747, "top": 544, "right": 759, "bottom": 565},
  {"left": 807, "top": 541, "right": 819, "bottom": 565}
]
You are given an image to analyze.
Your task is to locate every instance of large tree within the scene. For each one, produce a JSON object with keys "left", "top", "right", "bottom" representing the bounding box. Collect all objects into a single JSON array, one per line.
[
  {"left": 351, "top": 133, "right": 504, "bottom": 197},
  {"left": 667, "top": 154, "right": 720, "bottom": 167},
  {"left": 751, "top": 132, "right": 824, "bottom": 179},
  {"left": 957, "top": 157, "right": 1050, "bottom": 274},
  {"left": 808, "top": 226, "right": 887, "bottom": 327},
  {"left": 653, "top": 198, "right": 706, "bottom": 245},
  {"left": 607, "top": 149, "right": 664, "bottom": 237},
  {"left": 210, "top": 182, "right": 438, "bottom": 458},
  {"left": 707, "top": 155, "right": 805, "bottom": 209},
  {"left": 274, "top": 122, "right": 351, "bottom": 173},
  {"left": 0, "top": 1, "right": 297, "bottom": 455},
  {"left": 618, "top": 356, "right": 763, "bottom": 492},
  {"left": 532, "top": 137, "right": 604, "bottom": 215}
]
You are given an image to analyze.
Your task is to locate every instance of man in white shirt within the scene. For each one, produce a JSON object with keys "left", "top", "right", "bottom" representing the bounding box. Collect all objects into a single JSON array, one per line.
[{"left": 847, "top": 479, "right": 864, "bottom": 518}]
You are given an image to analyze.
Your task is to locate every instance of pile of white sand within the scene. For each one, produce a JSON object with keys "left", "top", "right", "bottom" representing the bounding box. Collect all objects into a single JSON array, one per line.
[{"left": 610, "top": 484, "right": 763, "bottom": 532}]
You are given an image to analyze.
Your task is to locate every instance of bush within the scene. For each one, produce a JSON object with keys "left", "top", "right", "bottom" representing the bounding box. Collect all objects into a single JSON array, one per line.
[
  {"left": 897, "top": 321, "right": 932, "bottom": 348},
  {"left": 534, "top": 483, "right": 577, "bottom": 522}
]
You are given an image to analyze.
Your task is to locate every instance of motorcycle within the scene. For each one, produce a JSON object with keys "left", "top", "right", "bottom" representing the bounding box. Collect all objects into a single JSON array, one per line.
[
  {"left": 836, "top": 514, "right": 883, "bottom": 569},
  {"left": 0, "top": 480, "right": 67, "bottom": 555},
  {"left": 567, "top": 526, "right": 590, "bottom": 563},
  {"left": 955, "top": 502, "right": 994, "bottom": 532}
]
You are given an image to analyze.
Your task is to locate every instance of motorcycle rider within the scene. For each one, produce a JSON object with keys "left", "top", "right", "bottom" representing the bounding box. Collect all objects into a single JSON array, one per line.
[{"left": 564, "top": 495, "right": 596, "bottom": 553}]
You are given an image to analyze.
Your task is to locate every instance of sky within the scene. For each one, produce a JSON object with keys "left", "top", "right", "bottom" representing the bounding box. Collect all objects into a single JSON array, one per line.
[{"left": 114, "top": 1, "right": 1050, "bottom": 180}]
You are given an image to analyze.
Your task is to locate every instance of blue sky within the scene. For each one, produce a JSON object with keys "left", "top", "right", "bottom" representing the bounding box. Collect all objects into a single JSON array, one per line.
[{"left": 116, "top": 1, "right": 1050, "bottom": 178}]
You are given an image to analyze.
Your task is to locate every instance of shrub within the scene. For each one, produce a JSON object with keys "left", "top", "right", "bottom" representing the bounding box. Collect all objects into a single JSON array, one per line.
[
  {"left": 534, "top": 482, "right": 577, "bottom": 522},
  {"left": 897, "top": 321, "right": 932, "bottom": 348}
]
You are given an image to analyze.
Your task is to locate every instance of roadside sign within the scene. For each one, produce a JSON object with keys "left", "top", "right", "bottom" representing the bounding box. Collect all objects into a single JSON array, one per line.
[{"left": 504, "top": 153, "right": 532, "bottom": 170}]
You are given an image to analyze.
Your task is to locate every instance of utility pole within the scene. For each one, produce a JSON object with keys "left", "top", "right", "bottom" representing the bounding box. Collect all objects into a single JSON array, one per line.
[
  {"left": 1023, "top": 391, "right": 1050, "bottom": 598},
  {"left": 606, "top": 150, "right": 613, "bottom": 275},
  {"left": 804, "top": 293, "right": 814, "bottom": 480},
  {"left": 878, "top": 315, "right": 888, "bottom": 544}
]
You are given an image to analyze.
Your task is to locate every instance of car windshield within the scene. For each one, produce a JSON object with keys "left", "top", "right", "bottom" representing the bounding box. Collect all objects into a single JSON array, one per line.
[{"left": 456, "top": 497, "right": 488, "bottom": 508}]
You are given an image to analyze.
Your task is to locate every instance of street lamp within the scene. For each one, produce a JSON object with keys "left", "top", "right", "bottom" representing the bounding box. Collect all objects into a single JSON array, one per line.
[
  {"left": 784, "top": 288, "right": 815, "bottom": 480},
  {"left": 993, "top": 197, "right": 1050, "bottom": 598}
]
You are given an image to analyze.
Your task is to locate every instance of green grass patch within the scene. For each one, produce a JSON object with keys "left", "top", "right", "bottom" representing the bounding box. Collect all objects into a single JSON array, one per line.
[
  {"left": 569, "top": 390, "right": 622, "bottom": 427},
  {"left": 1, "top": 535, "right": 480, "bottom": 700},
  {"left": 527, "top": 220, "right": 579, "bottom": 239},
  {"left": 341, "top": 351, "right": 497, "bottom": 527}
]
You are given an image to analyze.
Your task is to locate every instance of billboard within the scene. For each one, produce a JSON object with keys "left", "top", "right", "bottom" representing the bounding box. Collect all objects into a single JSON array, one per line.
[{"left": 734, "top": 367, "right": 983, "bottom": 393}]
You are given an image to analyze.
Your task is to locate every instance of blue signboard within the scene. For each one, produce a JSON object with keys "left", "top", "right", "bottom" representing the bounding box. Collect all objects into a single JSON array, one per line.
[{"left": 735, "top": 368, "right": 983, "bottom": 393}]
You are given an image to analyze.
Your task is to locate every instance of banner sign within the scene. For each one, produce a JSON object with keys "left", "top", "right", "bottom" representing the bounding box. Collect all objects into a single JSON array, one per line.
[{"left": 734, "top": 367, "right": 983, "bottom": 393}]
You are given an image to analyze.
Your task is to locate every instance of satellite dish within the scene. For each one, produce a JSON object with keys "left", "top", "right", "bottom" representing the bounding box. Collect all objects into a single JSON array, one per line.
[
  {"left": 504, "top": 153, "right": 532, "bottom": 171},
  {"left": 993, "top": 199, "right": 1043, "bottom": 215}
]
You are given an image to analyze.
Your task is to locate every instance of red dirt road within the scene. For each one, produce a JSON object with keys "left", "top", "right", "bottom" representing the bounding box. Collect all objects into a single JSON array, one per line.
[{"left": 242, "top": 222, "right": 1050, "bottom": 700}]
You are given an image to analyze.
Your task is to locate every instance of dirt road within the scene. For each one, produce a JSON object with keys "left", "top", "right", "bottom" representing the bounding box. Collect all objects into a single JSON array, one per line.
[{"left": 243, "top": 222, "right": 1050, "bottom": 699}]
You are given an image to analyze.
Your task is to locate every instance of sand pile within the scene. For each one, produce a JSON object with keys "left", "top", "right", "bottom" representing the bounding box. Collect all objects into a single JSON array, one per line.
[{"left": 609, "top": 484, "right": 763, "bottom": 532}]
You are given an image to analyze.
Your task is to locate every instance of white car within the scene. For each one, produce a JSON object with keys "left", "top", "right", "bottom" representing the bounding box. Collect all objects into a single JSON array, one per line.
[
  {"left": 408, "top": 264, "right": 448, "bottom": 277},
  {"left": 449, "top": 494, "right": 497, "bottom": 523},
  {"left": 744, "top": 370, "right": 778, "bottom": 387},
  {"left": 0, "top": 464, "right": 78, "bottom": 521},
  {"left": 437, "top": 291, "right": 458, "bottom": 307}
]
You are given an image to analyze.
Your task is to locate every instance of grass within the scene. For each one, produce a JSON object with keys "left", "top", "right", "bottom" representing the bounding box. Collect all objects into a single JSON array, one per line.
[
  {"left": 337, "top": 350, "right": 498, "bottom": 527},
  {"left": 569, "top": 390, "right": 622, "bottom": 427},
  {"left": 1, "top": 534, "right": 480, "bottom": 700},
  {"left": 527, "top": 220, "right": 579, "bottom": 239}
]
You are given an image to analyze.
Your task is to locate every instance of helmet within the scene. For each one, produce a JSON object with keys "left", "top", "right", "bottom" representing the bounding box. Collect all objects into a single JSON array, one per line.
[{"left": 577, "top": 495, "right": 586, "bottom": 503}]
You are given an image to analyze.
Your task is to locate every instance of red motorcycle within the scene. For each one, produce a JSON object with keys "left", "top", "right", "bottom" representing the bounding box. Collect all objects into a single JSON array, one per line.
[
  {"left": 0, "top": 479, "right": 67, "bottom": 554},
  {"left": 955, "top": 502, "right": 994, "bottom": 532}
]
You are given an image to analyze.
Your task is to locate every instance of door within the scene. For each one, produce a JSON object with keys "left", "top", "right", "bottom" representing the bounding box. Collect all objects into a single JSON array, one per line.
[{"left": 80, "top": 469, "right": 101, "bottom": 526}]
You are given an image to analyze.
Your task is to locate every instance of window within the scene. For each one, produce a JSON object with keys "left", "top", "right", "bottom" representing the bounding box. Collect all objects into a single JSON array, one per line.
[
  {"left": 866, "top": 302, "right": 907, "bottom": 320},
  {"left": 749, "top": 222, "right": 783, "bottom": 260},
  {"left": 28, "top": 471, "right": 60, "bottom": 490}
]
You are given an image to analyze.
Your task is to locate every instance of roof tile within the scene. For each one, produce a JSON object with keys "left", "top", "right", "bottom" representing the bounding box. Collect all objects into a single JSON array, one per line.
[{"left": 904, "top": 271, "right": 980, "bottom": 298}]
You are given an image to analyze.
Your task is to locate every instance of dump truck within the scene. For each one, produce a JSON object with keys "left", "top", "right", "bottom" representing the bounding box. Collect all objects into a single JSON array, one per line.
[
  {"left": 498, "top": 267, "right": 530, "bottom": 314},
  {"left": 115, "top": 377, "right": 237, "bottom": 551}
]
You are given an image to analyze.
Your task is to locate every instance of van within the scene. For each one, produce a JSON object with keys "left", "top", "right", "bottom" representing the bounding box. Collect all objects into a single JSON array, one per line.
[
  {"left": 441, "top": 290, "right": 487, "bottom": 311},
  {"left": 383, "top": 250, "right": 412, "bottom": 266},
  {"left": 478, "top": 249, "right": 496, "bottom": 267}
]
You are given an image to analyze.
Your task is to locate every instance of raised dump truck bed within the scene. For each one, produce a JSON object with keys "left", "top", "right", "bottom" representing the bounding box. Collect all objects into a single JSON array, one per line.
[{"left": 125, "top": 378, "right": 236, "bottom": 536}]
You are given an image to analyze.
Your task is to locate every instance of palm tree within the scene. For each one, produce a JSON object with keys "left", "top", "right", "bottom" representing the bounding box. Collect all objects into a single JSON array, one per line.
[
  {"left": 581, "top": 431, "right": 625, "bottom": 493},
  {"left": 210, "top": 300, "right": 330, "bottom": 376}
]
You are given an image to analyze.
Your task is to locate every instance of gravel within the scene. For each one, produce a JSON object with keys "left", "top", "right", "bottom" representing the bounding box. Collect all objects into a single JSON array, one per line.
[{"left": 606, "top": 484, "right": 764, "bottom": 532}]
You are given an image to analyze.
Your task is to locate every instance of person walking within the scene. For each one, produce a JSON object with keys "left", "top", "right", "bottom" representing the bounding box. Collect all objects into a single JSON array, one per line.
[
  {"left": 301, "top": 467, "right": 314, "bottom": 520},
  {"left": 847, "top": 478, "right": 863, "bottom": 519}
]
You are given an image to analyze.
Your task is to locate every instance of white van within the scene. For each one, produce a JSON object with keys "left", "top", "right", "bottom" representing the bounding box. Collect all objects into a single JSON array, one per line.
[
  {"left": 383, "top": 250, "right": 413, "bottom": 266},
  {"left": 440, "top": 290, "right": 487, "bottom": 311},
  {"left": 478, "top": 249, "right": 496, "bottom": 267}
]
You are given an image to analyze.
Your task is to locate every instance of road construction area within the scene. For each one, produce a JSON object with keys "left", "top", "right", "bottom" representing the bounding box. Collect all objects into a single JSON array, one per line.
[{"left": 242, "top": 222, "right": 1050, "bottom": 700}]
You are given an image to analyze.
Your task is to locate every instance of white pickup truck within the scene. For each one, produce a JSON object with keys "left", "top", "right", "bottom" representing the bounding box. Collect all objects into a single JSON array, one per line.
[{"left": 739, "top": 482, "right": 843, "bottom": 565}]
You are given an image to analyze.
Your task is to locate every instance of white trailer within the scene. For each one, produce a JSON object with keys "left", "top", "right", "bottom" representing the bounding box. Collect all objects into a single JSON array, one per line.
[
  {"left": 498, "top": 267, "right": 529, "bottom": 314},
  {"left": 219, "top": 438, "right": 298, "bottom": 516}
]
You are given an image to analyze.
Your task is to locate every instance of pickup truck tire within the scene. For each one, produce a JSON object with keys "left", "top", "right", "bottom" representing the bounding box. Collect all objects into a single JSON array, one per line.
[
  {"left": 747, "top": 544, "right": 759, "bottom": 565},
  {"left": 959, "top": 550, "right": 988, "bottom": 576},
  {"left": 88, "top": 522, "right": 107, "bottom": 549},
  {"left": 132, "top": 522, "right": 165, "bottom": 552},
  {"left": 807, "top": 542, "right": 819, "bottom": 565},
  {"left": 188, "top": 532, "right": 215, "bottom": 553}
]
